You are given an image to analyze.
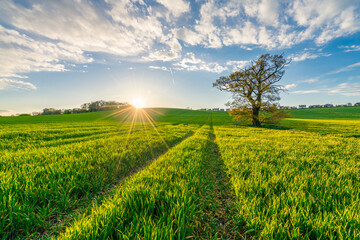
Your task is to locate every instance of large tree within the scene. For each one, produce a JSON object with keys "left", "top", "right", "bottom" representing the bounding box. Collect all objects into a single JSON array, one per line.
[{"left": 213, "top": 54, "right": 290, "bottom": 127}]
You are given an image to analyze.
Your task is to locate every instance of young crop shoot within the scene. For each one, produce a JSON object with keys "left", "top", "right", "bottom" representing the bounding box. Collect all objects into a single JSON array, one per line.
[{"left": 213, "top": 54, "right": 290, "bottom": 127}]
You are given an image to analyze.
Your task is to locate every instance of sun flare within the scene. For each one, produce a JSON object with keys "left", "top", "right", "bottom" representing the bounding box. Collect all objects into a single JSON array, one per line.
[{"left": 131, "top": 98, "right": 145, "bottom": 109}]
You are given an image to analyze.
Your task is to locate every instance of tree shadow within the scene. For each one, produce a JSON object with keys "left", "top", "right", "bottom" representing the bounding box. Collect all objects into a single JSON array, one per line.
[
  {"left": 260, "top": 124, "right": 292, "bottom": 130},
  {"left": 231, "top": 121, "right": 293, "bottom": 131}
]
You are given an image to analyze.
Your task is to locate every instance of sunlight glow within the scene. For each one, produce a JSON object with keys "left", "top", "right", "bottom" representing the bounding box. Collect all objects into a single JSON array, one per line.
[{"left": 131, "top": 98, "right": 145, "bottom": 109}]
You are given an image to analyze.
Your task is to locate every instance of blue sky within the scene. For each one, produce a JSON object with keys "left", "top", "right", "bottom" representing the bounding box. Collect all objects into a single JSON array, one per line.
[{"left": 0, "top": 0, "right": 360, "bottom": 115}]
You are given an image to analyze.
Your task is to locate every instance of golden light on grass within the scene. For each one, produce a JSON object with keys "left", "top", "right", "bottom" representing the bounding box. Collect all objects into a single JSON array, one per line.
[{"left": 102, "top": 101, "right": 169, "bottom": 151}]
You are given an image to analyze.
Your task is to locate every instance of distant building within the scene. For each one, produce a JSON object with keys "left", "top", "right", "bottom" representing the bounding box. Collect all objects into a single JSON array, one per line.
[
  {"left": 355, "top": 102, "right": 360, "bottom": 106},
  {"left": 298, "top": 105, "right": 307, "bottom": 109},
  {"left": 212, "top": 108, "right": 220, "bottom": 111},
  {"left": 336, "top": 104, "right": 346, "bottom": 107},
  {"left": 322, "top": 104, "right": 334, "bottom": 108},
  {"left": 199, "top": 108, "right": 207, "bottom": 111},
  {"left": 32, "top": 112, "right": 41, "bottom": 116},
  {"left": 220, "top": 109, "right": 224, "bottom": 111},
  {"left": 226, "top": 108, "right": 230, "bottom": 111},
  {"left": 309, "top": 105, "right": 321, "bottom": 108},
  {"left": 347, "top": 103, "right": 352, "bottom": 106}
]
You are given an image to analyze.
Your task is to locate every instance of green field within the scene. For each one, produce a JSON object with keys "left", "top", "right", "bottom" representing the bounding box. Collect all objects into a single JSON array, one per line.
[{"left": 1, "top": 107, "right": 360, "bottom": 239}]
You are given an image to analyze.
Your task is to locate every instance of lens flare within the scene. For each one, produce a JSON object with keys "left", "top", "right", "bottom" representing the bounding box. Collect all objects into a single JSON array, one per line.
[{"left": 131, "top": 98, "right": 145, "bottom": 109}]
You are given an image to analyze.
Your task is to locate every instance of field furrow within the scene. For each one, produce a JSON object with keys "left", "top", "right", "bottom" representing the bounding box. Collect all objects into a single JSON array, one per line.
[
  {"left": 0, "top": 123, "right": 197, "bottom": 239},
  {"left": 195, "top": 121, "right": 238, "bottom": 239},
  {"left": 57, "top": 125, "right": 224, "bottom": 239},
  {"left": 215, "top": 125, "right": 360, "bottom": 239}
]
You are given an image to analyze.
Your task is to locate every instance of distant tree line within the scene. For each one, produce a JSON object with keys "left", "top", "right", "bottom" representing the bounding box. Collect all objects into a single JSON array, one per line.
[{"left": 41, "top": 100, "right": 129, "bottom": 115}]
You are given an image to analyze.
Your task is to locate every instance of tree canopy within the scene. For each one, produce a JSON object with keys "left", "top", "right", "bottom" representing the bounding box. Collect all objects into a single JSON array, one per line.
[{"left": 213, "top": 54, "right": 290, "bottom": 127}]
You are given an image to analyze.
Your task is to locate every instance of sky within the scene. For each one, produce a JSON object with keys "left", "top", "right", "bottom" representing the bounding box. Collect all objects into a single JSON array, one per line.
[{"left": 0, "top": 0, "right": 360, "bottom": 115}]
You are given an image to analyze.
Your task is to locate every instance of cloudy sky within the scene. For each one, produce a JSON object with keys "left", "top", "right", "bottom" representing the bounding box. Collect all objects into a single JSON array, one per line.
[{"left": 0, "top": 0, "right": 360, "bottom": 115}]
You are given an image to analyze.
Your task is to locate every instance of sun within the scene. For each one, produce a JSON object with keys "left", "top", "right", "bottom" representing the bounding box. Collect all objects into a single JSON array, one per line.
[{"left": 131, "top": 98, "right": 145, "bottom": 109}]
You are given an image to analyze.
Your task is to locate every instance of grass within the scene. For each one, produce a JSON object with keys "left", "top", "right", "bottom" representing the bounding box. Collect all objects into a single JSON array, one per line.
[
  {"left": 1, "top": 106, "right": 360, "bottom": 239},
  {"left": 59, "top": 125, "right": 221, "bottom": 239},
  {"left": 0, "top": 109, "right": 199, "bottom": 239},
  {"left": 215, "top": 124, "right": 360, "bottom": 239},
  {"left": 288, "top": 106, "right": 360, "bottom": 120}
]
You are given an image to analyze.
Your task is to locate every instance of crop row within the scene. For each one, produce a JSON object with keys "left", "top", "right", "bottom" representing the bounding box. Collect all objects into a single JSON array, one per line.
[
  {"left": 0, "top": 122, "right": 197, "bottom": 239},
  {"left": 215, "top": 125, "right": 360, "bottom": 239},
  {"left": 282, "top": 118, "right": 360, "bottom": 138},
  {"left": 58, "top": 125, "right": 224, "bottom": 239}
]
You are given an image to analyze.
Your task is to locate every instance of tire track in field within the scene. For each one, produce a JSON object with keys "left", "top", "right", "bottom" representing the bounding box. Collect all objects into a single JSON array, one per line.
[
  {"left": 39, "top": 129, "right": 198, "bottom": 240},
  {"left": 200, "top": 113, "right": 238, "bottom": 239}
]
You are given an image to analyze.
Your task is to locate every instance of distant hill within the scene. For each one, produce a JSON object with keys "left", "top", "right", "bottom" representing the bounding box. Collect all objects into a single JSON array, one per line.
[
  {"left": 288, "top": 106, "right": 360, "bottom": 120},
  {"left": 0, "top": 108, "right": 232, "bottom": 125}
]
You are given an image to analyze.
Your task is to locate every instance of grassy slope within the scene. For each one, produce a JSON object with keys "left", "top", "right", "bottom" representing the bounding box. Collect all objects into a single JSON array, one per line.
[
  {"left": 2, "top": 107, "right": 360, "bottom": 239},
  {"left": 288, "top": 106, "right": 360, "bottom": 120},
  {"left": 284, "top": 107, "right": 360, "bottom": 137},
  {"left": 0, "top": 108, "right": 231, "bottom": 125},
  {"left": 215, "top": 125, "right": 360, "bottom": 239}
]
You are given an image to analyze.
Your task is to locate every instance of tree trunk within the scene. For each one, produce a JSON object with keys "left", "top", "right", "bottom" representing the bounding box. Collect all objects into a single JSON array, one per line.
[{"left": 252, "top": 107, "right": 261, "bottom": 127}]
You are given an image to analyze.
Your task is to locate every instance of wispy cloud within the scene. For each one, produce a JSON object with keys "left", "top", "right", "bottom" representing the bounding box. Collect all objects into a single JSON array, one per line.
[
  {"left": 149, "top": 66, "right": 175, "bottom": 84},
  {"left": 173, "top": 52, "right": 227, "bottom": 73},
  {"left": 303, "top": 78, "right": 319, "bottom": 83},
  {"left": 340, "top": 45, "right": 360, "bottom": 52},
  {"left": 284, "top": 84, "right": 297, "bottom": 90},
  {"left": 327, "top": 83, "right": 360, "bottom": 96},
  {"left": 292, "top": 83, "right": 360, "bottom": 96},
  {"left": 0, "top": 0, "right": 359, "bottom": 88},
  {"left": 292, "top": 89, "right": 320, "bottom": 94},
  {"left": 149, "top": 66, "right": 170, "bottom": 72},
  {"left": 226, "top": 60, "right": 251, "bottom": 71},
  {"left": 332, "top": 62, "right": 360, "bottom": 74},
  {"left": 0, "top": 78, "right": 36, "bottom": 90},
  {"left": 291, "top": 52, "right": 331, "bottom": 62}
]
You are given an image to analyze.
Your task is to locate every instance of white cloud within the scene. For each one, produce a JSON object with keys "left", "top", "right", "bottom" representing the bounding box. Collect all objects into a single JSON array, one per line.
[
  {"left": 327, "top": 83, "right": 360, "bottom": 96},
  {"left": 143, "top": 49, "right": 180, "bottom": 62},
  {"left": 149, "top": 66, "right": 170, "bottom": 71},
  {"left": 292, "top": 90, "right": 320, "bottom": 94},
  {"left": 291, "top": 51, "right": 332, "bottom": 62},
  {"left": 175, "top": 27, "right": 203, "bottom": 46},
  {"left": 0, "top": 25, "right": 94, "bottom": 89},
  {"left": 303, "top": 78, "right": 318, "bottom": 83},
  {"left": 155, "top": 0, "right": 190, "bottom": 18},
  {"left": 289, "top": 0, "right": 360, "bottom": 44},
  {"left": 0, "top": 109, "right": 16, "bottom": 116},
  {"left": 226, "top": 60, "right": 251, "bottom": 71},
  {"left": 0, "top": 78, "right": 36, "bottom": 90},
  {"left": 0, "top": 0, "right": 359, "bottom": 84},
  {"left": 284, "top": 84, "right": 297, "bottom": 89},
  {"left": 333, "top": 62, "right": 360, "bottom": 74},
  {"left": 340, "top": 45, "right": 360, "bottom": 52},
  {"left": 223, "top": 22, "right": 259, "bottom": 46},
  {"left": 292, "top": 83, "right": 360, "bottom": 96},
  {"left": 243, "top": 0, "right": 280, "bottom": 26},
  {"left": 173, "top": 52, "right": 227, "bottom": 73}
]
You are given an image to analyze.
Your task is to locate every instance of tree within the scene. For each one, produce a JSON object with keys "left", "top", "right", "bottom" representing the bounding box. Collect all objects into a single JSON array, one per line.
[
  {"left": 213, "top": 54, "right": 290, "bottom": 127},
  {"left": 63, "top": 109, "right": 72, "bottom": 114}
]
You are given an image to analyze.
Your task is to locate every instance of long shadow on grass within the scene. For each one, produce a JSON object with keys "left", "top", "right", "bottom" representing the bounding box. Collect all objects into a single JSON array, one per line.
[
  {"left": 41, "top": 130, "right": 196, "bottom": 240},
  {"left": 196, "top": 115, "right": 247, "bottom": 238}
]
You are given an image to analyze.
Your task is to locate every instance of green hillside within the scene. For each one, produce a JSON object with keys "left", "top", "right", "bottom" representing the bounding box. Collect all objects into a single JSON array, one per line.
[
  {"left": 1, "top": 107, "right": 360, "bottom": 239},
  {"left": 288, "top": 106, "right": 360, "bottom": 119}
]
